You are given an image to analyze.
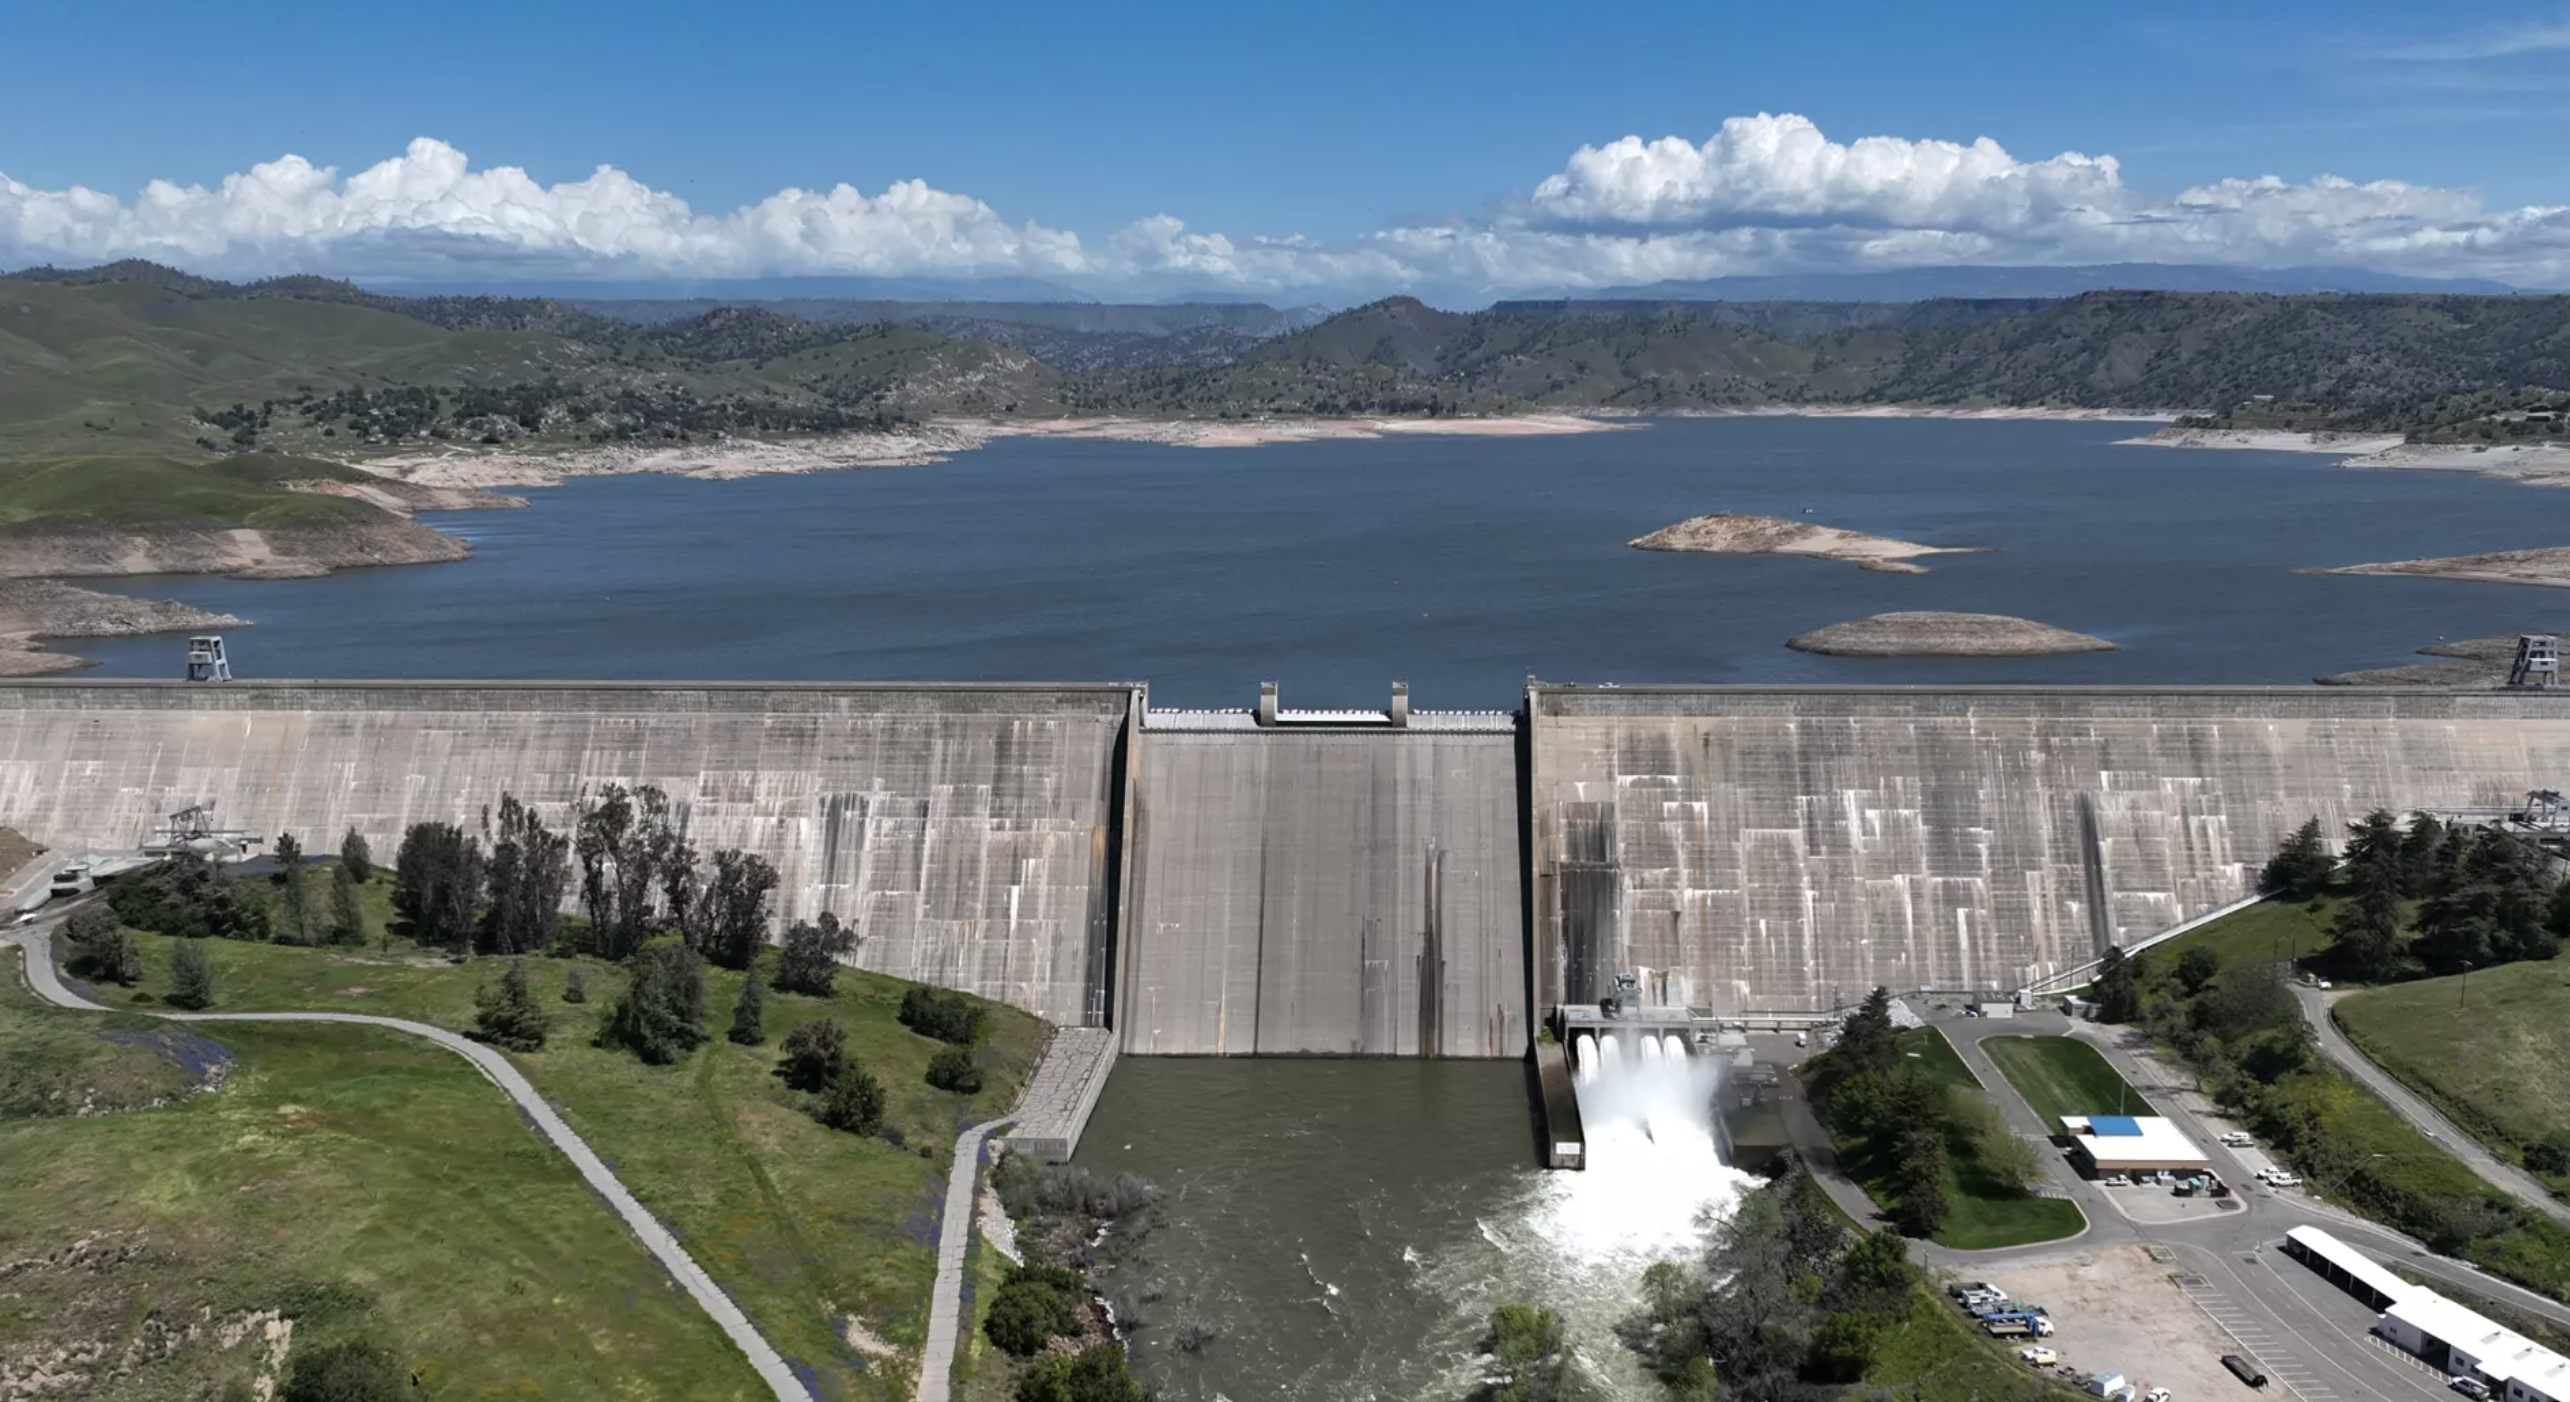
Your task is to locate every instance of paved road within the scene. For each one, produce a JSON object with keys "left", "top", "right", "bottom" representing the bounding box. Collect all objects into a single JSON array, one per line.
[
  {"left": 915, "top": 1115, "right": 1013, "bottom": 1402},
  {"left": 3, "top": 919, "right": 815, "bottom": 1402},
  {"left": 2293, "top": 985, "right": 2570, "bottom": 1229}
]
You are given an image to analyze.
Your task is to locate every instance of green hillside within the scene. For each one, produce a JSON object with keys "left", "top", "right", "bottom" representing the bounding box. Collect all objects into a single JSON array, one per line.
[{"left": 2336, "top": 958, "right": 2570, "bottom": 1194}]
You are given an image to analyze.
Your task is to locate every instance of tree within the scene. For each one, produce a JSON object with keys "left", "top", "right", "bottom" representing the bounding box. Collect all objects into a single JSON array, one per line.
[
  {"left": 1013, "top": 1345, "right": 1145, "bottom": 1402},
  {"left": 2173, "top": 947, "right": 2222, "bottom": 997},
  {"left": 168, "top": 938, "right": 215, "bottom": 1010},
  {"left": 928, "top": 1045, "right": 983, "bottom": 1094},
  {"left": 702, "top": 848, "right": 780, "bottom": 971},
  {"left": 1889, "top": 1129, "right": 1949, "bottom": 1239},
  {"left": 728, "top": 973, "right": 767, "bottom": 1046},
  {"left": 563, "top": 966, "right": 588, "bottom": 1003},
  {"left": 64, "top": 906, "right": 141, "bottom": 984},
  {"left": 776, "top": 1018, "right": 848, "bottom": 1091},
  {"left": 2527, "top": 1130, "right": 2570, "bottom": 1175},
  {"left": 1833, "top": 987, "right": 1900, "bottom": 1080},
  {"left": 814, "top": 1063, "right": 886, "bottom": 1134},
  {"left": 776, "top": 911, "right": 858, "bottom": 996},
  {"left": 393, "top": 821, "right": 484, "bottom": 955},
  {"left": 1479, "top": 1302, "right": 1570, "bottom": 1402},
  {"left": 481, "top": 794, "right": 570, "bottom": 956},
  {"left": 985, "top": 1262, "right": 1086, "bottom": 1356},
  {"left": 2401, "top": 812, "right": 2449, "bottom": 897},
  {"left": 1806, "top": 1309, "right": 1884, "bottom": 1383},
  {"left": 2261, "top": 818, "right": 2334, "bottom": 900},
  {"left": 2095, "top": 946, "right": 2142, "bottom": 1023},
  {"left": 339, "top": 828, "right": 374, "bottom": 885},
  {"left": 2343, "top": 809, "right": 2405, "bottom": 887},
  {"left": 1835, "top": 1226, "right": 1915, "bottom": 1307},
  {"left": 279, "top": 1339, "right": 404, "bottom": 1402},
  {"left": 575, "top": 784, "right": 695, "bottom": 960},
  {"left": 110, "top": 853, "right": 269, "bottom": 942},
  {"left": 900, "top": 986, "right": 988, "bottom": 1045},
  {"left": 2331, "top": 877, "right": 2405, "bottom": 983},
  {"left": 472, "top": 960, "right": 550, "bottom": 1051},
  {"left": 594, "top": 937, "right": 706, "bottom": 1064},
  {"left": 272, "top": 832, "right": 310, "bottom": 944},
  {"left": 328, "top": 862, "right": 365, "bottom": 946}
]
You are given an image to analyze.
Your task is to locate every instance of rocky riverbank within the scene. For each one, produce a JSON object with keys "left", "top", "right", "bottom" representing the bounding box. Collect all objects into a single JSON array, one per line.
[
  {"left": 0, "top": 580, "right": 249, "bottom": 676},
  {"left": 1786, "top": 612, "right": 2116, "bottom": 657},
  {"left": 1629, "top": 512, "right": 1987, "bottom": 573}
]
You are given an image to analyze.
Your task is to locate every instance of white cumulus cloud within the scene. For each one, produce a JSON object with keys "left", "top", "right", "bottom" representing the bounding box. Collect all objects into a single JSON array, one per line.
[{"left": 6, "top": 120, "right": 2570, "bottom": 300}]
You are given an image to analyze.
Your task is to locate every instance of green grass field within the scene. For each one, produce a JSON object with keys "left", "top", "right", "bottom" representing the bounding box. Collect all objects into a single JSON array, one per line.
[
  {"left": 2149, "top": 893, "right": 2343, "bottom": 976},
  {"left": 0, "top": 944, "right": 763, "bottom": 1399},
  {"left": 1901, "top": 1025, "right": 1980, "bottom": 1092},
  {"left": 2335, "top": 955, "right": 2570, "bottom": 1191},
  {"left": 1825, "top": 1029, "right": 2085, "bottom": 1251},
  {"left": 72, "top": 902, "right": 1045, "bottom": 1401},
  {"left": 1981, "top": 1035, "right": 2156, "bottom": 1135}
]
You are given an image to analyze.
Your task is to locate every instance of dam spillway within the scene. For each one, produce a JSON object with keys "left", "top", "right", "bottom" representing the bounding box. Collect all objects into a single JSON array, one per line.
[{"left": 9, "top": 679, "right": 2570, "bottom": 1052}]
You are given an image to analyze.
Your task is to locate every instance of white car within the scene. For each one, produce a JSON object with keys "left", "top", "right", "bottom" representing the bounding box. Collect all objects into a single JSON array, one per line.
[
  {"left": 2219, "top": 1131, "right": 2254, "bottom": 1147},
  {"left": 2266, "top": 1172, "right": 2303, "bottom": 1188},
  {"left": 2144, "top": 1388, "right": 2172, "bottom": 1402},
  {"left": 2101, "top": 1174, "right": 2133, "bottom": 1187},
  {"left": 2022, "top": 1347, "right": 2061, "bottom": 1366}
]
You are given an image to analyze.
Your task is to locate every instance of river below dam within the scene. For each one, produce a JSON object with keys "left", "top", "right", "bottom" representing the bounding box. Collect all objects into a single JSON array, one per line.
[
  {"left": 1073, "top": 1058, "right": 1751, "bottom": 1402},
  {"left": 67, "top": 416, "right": 2570, "bottom": 704}
]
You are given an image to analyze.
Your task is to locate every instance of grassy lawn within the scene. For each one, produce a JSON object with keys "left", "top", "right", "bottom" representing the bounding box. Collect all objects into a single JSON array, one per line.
[
  {"left": 0, "top": 944, "right": 762, "bottom": 1398},
  {"left": 1981, "top": 1036, "right": 2155, "bottom": 1135},
  {"left": 77, "top": 910, "right": 1047, "bottom": 1402},
  {"left": 2335, "top": 954, "right": 2570, "bottom": 1191},
  {"left": 2149, "top": 892, "right": 2342, "bottom": 975},
  {"left": 1822, "top": 1028, "right": 2085, "bottom": 1251},
  {"left": 1901, "top": 1026, "right": 1980, "bottom": 1091}
]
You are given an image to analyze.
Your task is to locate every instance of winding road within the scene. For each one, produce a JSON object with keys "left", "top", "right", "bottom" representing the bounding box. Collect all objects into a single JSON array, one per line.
[{"left": 3, "top": 915, "right": 816, "bottom": 1402}]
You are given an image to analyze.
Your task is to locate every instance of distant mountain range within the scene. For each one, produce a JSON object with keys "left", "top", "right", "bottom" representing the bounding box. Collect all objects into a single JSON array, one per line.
[{"left": 1578, "top": 263, "right": 2523, "bottom": 303}]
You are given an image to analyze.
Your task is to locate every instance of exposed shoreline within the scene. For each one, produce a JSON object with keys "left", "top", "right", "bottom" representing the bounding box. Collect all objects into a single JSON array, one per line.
[
  {"left": 2120, "top": 426, "right": 2570, "bottom": 488},
  {"left": 0, "top": 580, "right": 248, "bottom": 677},
  {"left": 2305, "top": 546, "right": 2570, "bottom": 592}
]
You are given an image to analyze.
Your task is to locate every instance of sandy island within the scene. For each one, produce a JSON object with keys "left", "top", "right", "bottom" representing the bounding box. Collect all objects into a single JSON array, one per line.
[
  {"left": 1787, "top": 612, "right": 2116, "bottom": 657},
  {"left": 0, "top": 580, "right": 247, "bottom": 677},
  {"left": 2306, "top": 546, "right": 2570, "bottom": 591},
  {"left": 1629, "top": 512, "right": 1988, "bottom": 574},
  {"left": 353, "top": 414, "right": 1630, "bottom": 491}
]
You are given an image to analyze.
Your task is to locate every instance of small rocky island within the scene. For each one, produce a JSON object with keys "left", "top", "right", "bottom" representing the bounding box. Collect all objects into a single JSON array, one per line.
[
  {"left": 1628, "top": 512, "right": 1987, "bottom": 573},
  {"left": 2306, "top": 545, "right": 2570, "bottom": 590},
  {"left": 1787, "top": 612, "right": 2118, "bottom": 657}
]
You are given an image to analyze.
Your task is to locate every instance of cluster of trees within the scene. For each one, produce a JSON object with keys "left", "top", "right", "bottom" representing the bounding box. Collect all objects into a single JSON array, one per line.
[
  {"left": 569, "top": 784, "right": 786, "bottom": 967},
  {"left": 2265, "top": 812, "right": 2570, "bottom": 983},
  {"left": 1473, "top": 1303, "right": 1573, "bottom": 1402},
  {"left": 1803, "top": 989, "right": 2039, "bottom": 1238},
  {"left": 984, "top": 1153, "right": 1158, "bottom": 1402},
  {"left": 770, "top": 1016, "right": 888, "bottom": 1134},
  {"left": 1625, "top": 1161, "right": 1921, "bottom": 1402},
  {"left": 395, "top": 795, "right": 573, "bottom": 957}
]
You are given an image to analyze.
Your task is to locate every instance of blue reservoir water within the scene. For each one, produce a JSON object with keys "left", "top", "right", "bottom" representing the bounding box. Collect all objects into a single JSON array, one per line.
[{"left": 71, "top": 418, "right": 2570, "bottom": 707}]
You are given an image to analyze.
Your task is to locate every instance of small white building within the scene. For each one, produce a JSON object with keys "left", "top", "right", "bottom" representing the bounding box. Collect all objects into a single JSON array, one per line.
[{"left": 2059, "top": 1115, "right": 2209, "bottom": 1175}]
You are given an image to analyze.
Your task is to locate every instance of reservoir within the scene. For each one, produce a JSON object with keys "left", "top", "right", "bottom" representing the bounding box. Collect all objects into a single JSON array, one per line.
[{"left": 69, "top": 417, "right": 2570, "bottom": 706}]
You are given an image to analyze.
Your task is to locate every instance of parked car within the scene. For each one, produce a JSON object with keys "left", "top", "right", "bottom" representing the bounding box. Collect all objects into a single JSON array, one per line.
[
  {"left": 2144, "top": 1388, "right": 2173, "bottom": 1402},
  {"left": 2022, "top": 1347, "right": 2061, "bottom": 1367},
  {"left": 2268, "top": 1173, "right": 2302, "bottom": 1188},
  {"left": 2452, "top": 1379, "right": 2492, "bottom": 1400},
  {"left": 2222, "top": 1355, "right": 2267, "bottom": 1388},
  {"left": 1950, "top": 1281, "right": 1997, "bottom": 1298},
  {"left": 2101, "top": 1174, "right": 2134, "bottom": 1187},
  {"left": 2219, "top": 1131, "right": 2254, "bottom": 1147}
]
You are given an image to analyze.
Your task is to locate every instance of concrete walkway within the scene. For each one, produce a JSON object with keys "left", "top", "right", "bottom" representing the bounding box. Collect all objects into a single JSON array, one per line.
[
  {"left": 2294, "top": 985, "right": 2570, "bottom": 1228},
  {"left": 916, "top": 1115, "right": 1012, "bottom": 1402},
  {"left": 3, "top": 921, "right": 815, "bottom": 1402}
]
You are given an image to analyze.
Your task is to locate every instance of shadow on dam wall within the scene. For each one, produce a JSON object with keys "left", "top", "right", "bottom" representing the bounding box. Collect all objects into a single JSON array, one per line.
[{"left": 12, "top": 679, "right": 2570, "bottom": 1055}]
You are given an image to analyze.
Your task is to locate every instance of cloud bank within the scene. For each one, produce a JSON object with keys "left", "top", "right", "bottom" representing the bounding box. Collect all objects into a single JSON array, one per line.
[{"left": 6, "top": 116, "right": 2569, "bottom": 300}]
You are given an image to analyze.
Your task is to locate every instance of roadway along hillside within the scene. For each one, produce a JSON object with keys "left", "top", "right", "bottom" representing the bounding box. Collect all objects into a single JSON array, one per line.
[
  {"left": 2294, "top": 985, "right": 2570, "bottom": 1228},
  {"left": 2, "top": 916, "right": 816, "bottom": 1402}
]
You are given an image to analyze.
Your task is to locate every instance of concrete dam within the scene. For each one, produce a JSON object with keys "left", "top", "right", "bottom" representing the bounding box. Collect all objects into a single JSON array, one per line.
[{"left": 8, "top": 679, "right": 2570, "bottom": 1055}]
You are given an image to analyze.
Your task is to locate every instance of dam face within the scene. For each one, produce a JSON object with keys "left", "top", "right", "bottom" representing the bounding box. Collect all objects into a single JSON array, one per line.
[
  {"left": 12, "top": 680, "right": 2570, "bottom": 1053},
  {"left": 0, "top": 682, "right": 1136, "bottom": 1026}
]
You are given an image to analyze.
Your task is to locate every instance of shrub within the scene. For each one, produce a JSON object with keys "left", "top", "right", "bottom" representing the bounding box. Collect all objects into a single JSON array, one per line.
[
  {"left": 927, "top": 1045, "right": 983, "bottom": 1095},
  {"left": 111, "top": 854, "right": 269, "bottom": 942},
  {"left": 2529, "top": 1130, "right": 2570, "bottom": 1175},
  {"left": 994, "top": 1156, "right": 1157, "bottom": 1222},
  {"left": 728, "top": 974, "right": 766, "bottom": 1046},
  {"left": 814, "top": 1064, "right": 885, "bottom": 1135},
  {"left": 775, "top": 1018, "right": 847, "bottom": 1092},
  {"left": 339, "top": 828, "right": 373, "bottom": 884},
  {"left": 63, "top": 907, "right": 141, "bottom": 985},
  {"left": 985, "top": 1263, "right": 1087, "bottom": 1356},
  {"left": 774, "top": 911, "right": 858, "bottom": 996},
  {"left": 1805, "top": 1309, "right": 1883, "bottom": 1383},
  {"left": 280, "top": 1339, "right": 403, "bottom": 1402},
  {"left": 471, "top": 960, "right": 550, "bottom": 1052},
  {"left": 562, "top": 966, "right": 587, "bottom": 1004},
  {"left": 899, "top": 985, "right": 989, "bottom": 1045},
  {"left": 1013, "top": 1344, "right": 1144, "bottom": 1402}
]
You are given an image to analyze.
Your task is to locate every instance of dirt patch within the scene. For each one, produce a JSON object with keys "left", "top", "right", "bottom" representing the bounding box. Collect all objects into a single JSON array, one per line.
[{"left": 1977, "top": 1245, "right": 2244, "bottom": 1402}]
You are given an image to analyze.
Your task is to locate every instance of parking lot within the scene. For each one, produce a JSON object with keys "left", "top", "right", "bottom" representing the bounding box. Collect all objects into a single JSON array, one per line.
[{"left": 1977, "top": 1246, "right": 2265, "bottom": 1402}]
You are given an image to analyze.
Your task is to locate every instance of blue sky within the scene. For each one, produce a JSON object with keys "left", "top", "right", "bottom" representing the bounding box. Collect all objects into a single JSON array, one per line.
[{"left": 6, "top": 0, "right": 2570, "bottom": 298}]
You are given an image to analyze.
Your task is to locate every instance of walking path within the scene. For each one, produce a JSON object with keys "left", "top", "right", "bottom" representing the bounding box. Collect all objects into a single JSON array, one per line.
[
  {"left": 915, "top": 1115, "right": 1014, "bottom": 1402},
  {"left": 3, "top": 919, "right": 815, "bottom": 1402},
  {"left": 2292, "top": 985, "right": 2570, "bottom": 1228}
]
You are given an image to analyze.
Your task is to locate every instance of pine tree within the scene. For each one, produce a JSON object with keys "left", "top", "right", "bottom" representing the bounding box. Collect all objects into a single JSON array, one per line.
[
  {"left": 593, "top": 937, "right": 707, "bottom": 1064},
  {"left": 2094, "top": 946, "right": 2142, "bottom": 1022},
  {"left": 272, "top": 832, "right": 310, "bottom": 945},
  {"left": 1835, "top": 987, "right": 1900, "bottom": 1077},
  {"left": 2331, "top": 881, "right": 2405, "bottom": 982},
  {"left": 2401, "top": 813, "right": 2448, "bottom": 897},
  {"left": 472, "top": 960, "right": 550, "bottom": 1051},
  {"left": 340, "top": 828, "right": 374, "bottom": 884},
  {"left": 329, "top": 862, "right": 365, "bottom": 946},
  {"left": 728, "top": 973, "right": 767, "bottom": 1046},
  {"left": 168, "top": 938, "right": 216, "bottom": 1010},
  {"left": 2261, "top": 818, "right": 2334, "bottom": 900}
]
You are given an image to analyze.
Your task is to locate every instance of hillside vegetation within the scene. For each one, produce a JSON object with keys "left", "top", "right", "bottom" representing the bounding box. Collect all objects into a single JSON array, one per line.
[{"left": 16, "top": 262, "right": 2570, "bottom": 546}]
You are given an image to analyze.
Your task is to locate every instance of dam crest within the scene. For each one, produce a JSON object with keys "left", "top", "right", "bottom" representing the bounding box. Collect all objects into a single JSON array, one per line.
[{"left": 7, "top": 679, "right": 2569, "bottom": 1056}]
